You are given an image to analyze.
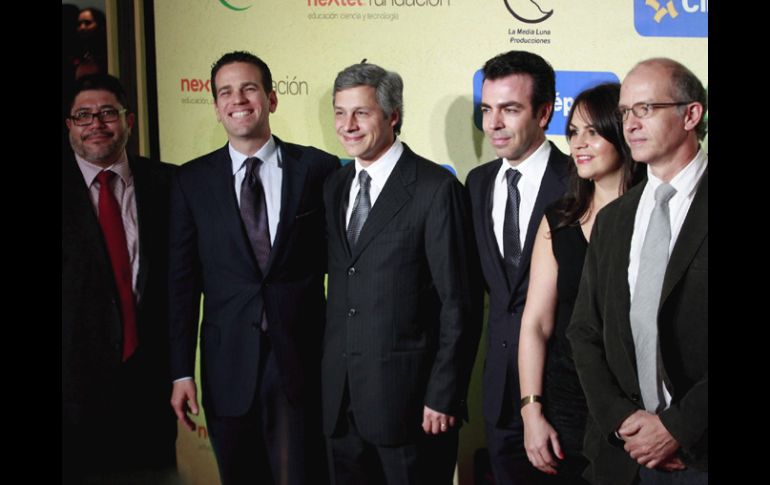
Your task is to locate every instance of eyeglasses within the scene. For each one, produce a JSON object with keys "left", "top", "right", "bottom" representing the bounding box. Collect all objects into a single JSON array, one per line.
[
  {"left": 69, "top": 108, "right": 127, "bottom": 126},
  {"left": 618, "top": 102, "right": 691, "bottom": 121}
]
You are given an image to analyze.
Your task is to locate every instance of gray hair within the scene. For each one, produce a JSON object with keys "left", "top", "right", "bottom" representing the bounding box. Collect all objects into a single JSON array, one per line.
[
  {"left": 333, "top": 62, "right": 404, "bottom": 135},
  {"left": 631, "top": 58, "right": 708, "bottom": 140}
]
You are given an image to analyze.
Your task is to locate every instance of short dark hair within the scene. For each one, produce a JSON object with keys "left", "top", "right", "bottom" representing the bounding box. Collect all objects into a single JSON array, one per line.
[
  {"left": 333, "top": 62, "right": 404, "bottom": 135},
  {"left": 482, "top": 50, "right": 556, "bottom": 129},
  {"left": 210, "top": 51, "right": 273, "bottom": 100},
  {"left": 67, "top": 73, "right": 129, "bottom": 115},
  {"left": 556, "top": 82, "right": 640, "bottom": 229}
]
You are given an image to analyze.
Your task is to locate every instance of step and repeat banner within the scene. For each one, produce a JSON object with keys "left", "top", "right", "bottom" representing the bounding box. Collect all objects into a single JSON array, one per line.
[{"left": 153, "top": 1, "right": 707, "bottom": 483}]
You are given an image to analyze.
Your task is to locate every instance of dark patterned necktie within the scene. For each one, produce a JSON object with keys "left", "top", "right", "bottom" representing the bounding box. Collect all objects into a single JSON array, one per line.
[
  {"left": 96, "top": 170, "right": 138, "bottom": 361},
  {"left": 503, "top": 168, "right": 522, "bottom": 275},
  {"left": 347, "top": 170, "right": 371, "bottom": 249},
  {"left": 240, "top": 157, "right": 271, "bottom": 275}
]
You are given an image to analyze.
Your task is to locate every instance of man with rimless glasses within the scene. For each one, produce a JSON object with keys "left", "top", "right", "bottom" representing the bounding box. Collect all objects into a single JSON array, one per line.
[
  {"left": 568, "top": 58, "right": 708, "bottom": 485},
  {"left": 62, "top": 73, "right": 177, "bottom": 483}
]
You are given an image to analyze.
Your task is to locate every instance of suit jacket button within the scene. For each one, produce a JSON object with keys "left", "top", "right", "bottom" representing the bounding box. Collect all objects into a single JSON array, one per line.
[
  {"left": 342, "top": 352, "right": 347, "bottom": 358},
  {"left": 348, "top": 308, "right": 357, "bottom": 317},
  {"left": 631, "top": 393, "right": 641, "bottom": 402},
  {"left": 502, "top": 340, "right": 508, "bottom": 348},
  {"left": 348, "top": 267, "right": 356, "bottom": 276}
]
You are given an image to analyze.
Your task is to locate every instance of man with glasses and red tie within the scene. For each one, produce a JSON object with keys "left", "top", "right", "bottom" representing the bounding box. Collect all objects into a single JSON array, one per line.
[
  {"left": 62, "top": 73, "right": 177, "bottom": 483},
  {"left": 567, "top": 58, "right": 708, "bottom": 485}
]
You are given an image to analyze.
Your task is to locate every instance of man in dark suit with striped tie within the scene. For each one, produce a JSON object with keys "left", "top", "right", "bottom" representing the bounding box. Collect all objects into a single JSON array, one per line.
[{"left": 322, "top": 62, "right": 482, "bottom": 485}]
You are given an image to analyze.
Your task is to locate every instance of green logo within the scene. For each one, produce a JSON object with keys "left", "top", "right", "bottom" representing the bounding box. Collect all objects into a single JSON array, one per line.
[{"left": 219, "top": 0, "right": 252, "bottom": 11}]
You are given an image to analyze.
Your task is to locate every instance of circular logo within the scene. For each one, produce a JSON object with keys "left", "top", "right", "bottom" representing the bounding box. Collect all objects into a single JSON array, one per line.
[{"left": 503, "top": 0, "right": 553, "bottom": 24}]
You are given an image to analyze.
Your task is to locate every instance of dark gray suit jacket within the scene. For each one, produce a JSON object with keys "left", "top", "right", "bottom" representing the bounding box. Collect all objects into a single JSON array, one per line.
[
  {"left": 321, "top": 143, "right": 483, "bottom": 446},
  {"left": 567, "top": 168, "right": 708, "bottom": 485}
]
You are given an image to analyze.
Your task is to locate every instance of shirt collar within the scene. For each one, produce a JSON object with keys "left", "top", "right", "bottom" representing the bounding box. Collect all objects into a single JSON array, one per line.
[
  {"left": 352, "top": 138, "right": 403, "bottom": 188},
  {"left": 75, "top": 150, "right": 131, "bottom": 188},
  {"left": 645, "top": 147, "right": 708, "bottom": 199},
  {"left": 230, "top": 135, "right": 280, "bottom": 175},
  {"left": 496, "top": 139, "right": 551, "bottom": 186}
]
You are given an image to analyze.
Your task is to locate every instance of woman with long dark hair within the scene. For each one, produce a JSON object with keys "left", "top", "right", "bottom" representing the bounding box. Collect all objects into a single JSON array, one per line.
[{"left": 517, "top": 83, "right": 641, "bottom": 483}]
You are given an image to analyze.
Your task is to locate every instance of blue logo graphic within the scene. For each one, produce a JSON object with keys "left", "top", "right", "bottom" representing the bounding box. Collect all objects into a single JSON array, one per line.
[
  {"left": 473, "top": 70, "right": 619, "bottom": 136},
  {"left": 549, "top": 71, "right": 620, "bottom": 136},
  {"left": 634, "top": 0, "right": 707, "bottom": 38}
]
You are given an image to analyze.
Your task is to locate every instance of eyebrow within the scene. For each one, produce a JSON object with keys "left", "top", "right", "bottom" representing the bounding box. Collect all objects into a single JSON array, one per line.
[
  {"left": 74, "top": 104, "right": 119, "bottom": 112},
  {"left": 480, "top": 101, "right": 525, "bottom": 109}
]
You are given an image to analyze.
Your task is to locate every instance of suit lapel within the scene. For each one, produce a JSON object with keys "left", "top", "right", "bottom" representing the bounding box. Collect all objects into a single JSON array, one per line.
[
  {"left": 265, "top": 137, "right": 309, "bottom": 275},
  {"left": 507, "top": 145, "right": 568, "bottom": 302},
  {"left": 129, "top": 156, "right": 151, "bottom": 301},
  {"left": 612, "top": 183, "right": 645, "bottom": 366},
  {"left": 480, "top": 159, "right": 509, "bottom": 292},
  {"left": 661, "top": 168, "right": 708, "bottom": 305},
  {"left": 349, "top": 146, "right": 415, "bottom": 262},
  {"left": 63, "top": 152, "right": 112, "bottom": 276},
  {"left": 206, "top": 144, "right": 261, "bottom": 275}
]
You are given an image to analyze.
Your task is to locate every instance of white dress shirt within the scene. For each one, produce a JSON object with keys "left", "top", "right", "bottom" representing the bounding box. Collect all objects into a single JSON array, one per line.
[
  {"left": 491, "top": 140, "right": 551, "bottom": 257},
  {"left": 345, "top": 138, "right": 404, "bottom": 227},
  {"left": 231, "top": 135, "right": 282, "bottom": 245}
]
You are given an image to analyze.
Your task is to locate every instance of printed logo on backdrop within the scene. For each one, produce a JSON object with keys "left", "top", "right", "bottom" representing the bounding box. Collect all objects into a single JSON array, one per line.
[
  {"left": 472, "top": 70, "right": 619, "bottom": 135},
  {"left": 503, "top": 0, "right": 553, "bottom": 23},
  {"left": 219, "top": 0, "right": 252, "bottom": 11},
  {"left": 548, "top": 71, "right": 620, "bottom": 136},
  {"left": 306, "top": 0, "right": 453, "bottom": 23},
  {"left": 501, "top": 1, "right": 554, "bottom": 44},
  {"left": 179, "top": 75, "right": 310, "bottom": 106},
  {"left": 634, "top": 0, "right": 707, "bottom": 37}
]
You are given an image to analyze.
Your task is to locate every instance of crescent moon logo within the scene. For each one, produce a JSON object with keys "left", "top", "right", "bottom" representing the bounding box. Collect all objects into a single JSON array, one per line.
[
  {"left": 219, "top": 0, "right": 252, "bottom": 11},
  {"left": 503, "top": 0, "right": 553, "bottom": 24}
]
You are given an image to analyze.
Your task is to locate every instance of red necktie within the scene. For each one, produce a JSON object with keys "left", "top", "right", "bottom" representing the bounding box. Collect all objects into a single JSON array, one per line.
[{"left": 96, "top": 170, "right": 138, "bottom": 361}]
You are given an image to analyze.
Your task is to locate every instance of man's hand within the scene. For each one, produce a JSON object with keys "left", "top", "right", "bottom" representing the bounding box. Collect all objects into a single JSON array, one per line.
[
  {"left": 619, "top": 410, "right": 680, "bottom": 469},
  {"left": 170, "top": 379, "right": 200, "bottom": 432},
  {"left": 422, "top": 405, "right": 456, "bottom": 435}
]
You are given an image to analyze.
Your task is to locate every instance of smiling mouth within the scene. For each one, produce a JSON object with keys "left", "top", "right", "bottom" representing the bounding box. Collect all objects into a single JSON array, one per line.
[{"left": 230, "top": 110, "right": 253, "bottom": 118}]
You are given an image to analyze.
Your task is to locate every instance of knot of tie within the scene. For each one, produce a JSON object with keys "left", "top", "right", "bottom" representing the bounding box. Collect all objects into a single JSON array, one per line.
[
  {"left": 505, "top": 168, "right": 521, "bottom": 188},
  {"left": 358, "top": 169, "right": 371, "bottom": 190},
  {"left": 654, "top": 182, "right": 677, "bottom": 205},
  {"left": 244, "top": 157, "right": 263, "bottom": 186},
  {"left": 96, "top": 169, "right": 116, "bottom": 187}
]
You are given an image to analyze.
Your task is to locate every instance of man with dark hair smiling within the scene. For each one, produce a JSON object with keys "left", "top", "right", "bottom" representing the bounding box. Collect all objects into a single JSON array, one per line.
[{"left": 168, "top": 51, "right": 339, "bottom": 485}]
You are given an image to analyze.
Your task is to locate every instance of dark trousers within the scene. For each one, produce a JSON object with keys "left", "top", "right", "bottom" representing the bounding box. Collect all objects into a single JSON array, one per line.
[
  {"left": 206, "top": 331, "right": 327, "bottom": 485},
  {"left": 63, "top": 351, "right": 177, "bottom": 484},
  {"left": 637, "top": 466, "right": 708, "bottom": 485},
  {"left": 327, "top": 387, "right": 458, "bottom": 485}
]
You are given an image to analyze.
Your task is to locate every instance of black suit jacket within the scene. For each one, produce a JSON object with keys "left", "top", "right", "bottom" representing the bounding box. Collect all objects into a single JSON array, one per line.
[
  {"left": 168, "top": 137, "right": 339, "bottom": 417},
  {"left": 566, "top": 169, "right": 708, "bottom": 484},
  {"left": 322, "top": 144, "right": 482, "bottom": 446},
  {"left": 466, "top": 142, "right": 570, "bottom": 425},
  {"left": 62, "top": 150, "right": 177, "bottom": 468}
]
